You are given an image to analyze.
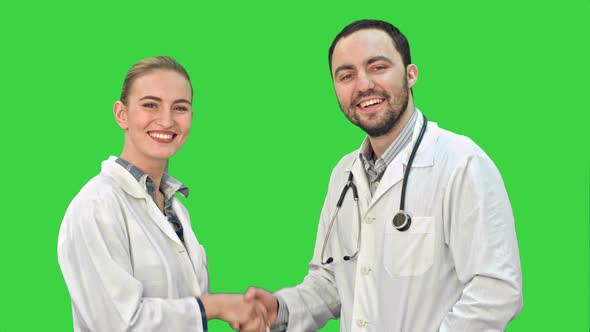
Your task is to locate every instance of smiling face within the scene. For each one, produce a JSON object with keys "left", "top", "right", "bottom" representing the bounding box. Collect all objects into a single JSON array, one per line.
[
  {"left": 331, "top": 29, "right": 417, "bottom": 137},
  {"left": 114, "top": 69, "right": 193, "bottom": 168}
]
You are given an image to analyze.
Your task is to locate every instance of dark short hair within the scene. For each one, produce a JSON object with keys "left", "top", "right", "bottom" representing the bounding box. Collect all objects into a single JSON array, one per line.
[{"left": 328, "top": 19, "right": 412, "bottom": 75}]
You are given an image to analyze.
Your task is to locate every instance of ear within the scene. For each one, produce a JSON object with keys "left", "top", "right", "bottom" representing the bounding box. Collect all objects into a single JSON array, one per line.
[
  {"left": 113, "top": 101, "right": 128, "bottom": 130},
  {"left": 406, "top": 64, "right": 418, "bottom": 89}
]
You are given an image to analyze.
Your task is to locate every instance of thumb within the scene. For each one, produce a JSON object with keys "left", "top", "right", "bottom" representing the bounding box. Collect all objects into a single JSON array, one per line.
[{"left": 244, "top": 287, "right": 258, "bottom": 301}]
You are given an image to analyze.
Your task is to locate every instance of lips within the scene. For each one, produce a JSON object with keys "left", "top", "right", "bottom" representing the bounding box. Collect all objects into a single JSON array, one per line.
[
  {"left": 148, "top": 130, "right": 177, "bottom": 143},
  {"left": 354, "top": 97, "right": 386, "bottom": 112},
  {"left": 358, "top": 98, "right": 384, "bottom": 108}
]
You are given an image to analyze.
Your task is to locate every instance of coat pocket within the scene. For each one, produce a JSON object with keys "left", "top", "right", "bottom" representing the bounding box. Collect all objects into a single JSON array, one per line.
[{"left": 383, "top": 216, "right": 434, "bottom": 277}]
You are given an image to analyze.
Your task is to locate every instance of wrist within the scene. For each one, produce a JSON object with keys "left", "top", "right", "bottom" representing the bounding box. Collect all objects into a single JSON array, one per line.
[{"left": 200, "top": 294, "right": 220, "bottom": 320}]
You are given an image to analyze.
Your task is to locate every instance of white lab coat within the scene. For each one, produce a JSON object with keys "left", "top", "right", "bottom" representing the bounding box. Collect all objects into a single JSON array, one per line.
[
  {"left": 58, "top": 157, "right": 209, "bottom": 332},
  {"left": 276, "top": 111, "right": 523, "bottom": 332}
]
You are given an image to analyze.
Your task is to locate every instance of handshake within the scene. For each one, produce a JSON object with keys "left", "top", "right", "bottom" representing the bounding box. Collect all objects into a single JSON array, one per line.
[{"left": 201, "top": 287, "right": 279, "bottom": 332}]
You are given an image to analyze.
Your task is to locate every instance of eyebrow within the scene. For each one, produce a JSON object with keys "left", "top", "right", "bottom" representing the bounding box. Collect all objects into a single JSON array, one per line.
[
  {"left": 333, "top": 55, "right": 395, "bottom": 78},
  {"left": 138, "top": 95, "right": 192, "bottom": 105},
  {"left": 366, "top": 55, "right": 394, "bottom": 66}
]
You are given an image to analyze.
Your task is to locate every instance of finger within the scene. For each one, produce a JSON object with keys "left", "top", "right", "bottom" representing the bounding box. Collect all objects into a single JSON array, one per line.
[
  {"left": 262, "top": 317, "right": 270, "bottom": 332},
  {"left": 240, "top": 302, "right": 258, "bottom": 327},
  {"left": 256, "top": 301, "right": 270, "bottom": 326},
  {"left": 247, "top": 303, "right": 268, "bottom": 332},
  {"left": 230, "top": 320, "right": 239, "bottom": 330},
  {"left": 238, "top": 316, "right": 262, "bottom": 332},
  {"left": 260, "top": 316, "right": 268, "bottom": 332},
  {"left": 242, "top": 303, "right": 266, "bottom": 332},
  {"left": 256, "top": 316, "right": 266, "bottom": 332}
]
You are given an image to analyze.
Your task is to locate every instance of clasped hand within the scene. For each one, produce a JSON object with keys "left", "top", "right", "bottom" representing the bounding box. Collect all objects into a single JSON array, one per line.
[{"left": 202, "top": 291, "right": 275, "bottom": 332}]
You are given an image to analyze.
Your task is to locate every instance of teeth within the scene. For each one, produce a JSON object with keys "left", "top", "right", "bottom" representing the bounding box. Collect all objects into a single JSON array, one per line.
[
  {"left": 150, "top": 132, "right": 174, "bottom": 140},
  {"left": 360, "top": 99, "right": 383, "bottom": 108}
]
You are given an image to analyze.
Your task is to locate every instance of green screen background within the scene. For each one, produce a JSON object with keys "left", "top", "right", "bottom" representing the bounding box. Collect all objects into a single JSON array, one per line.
[{"left": 1, "top": 0, "right": 588, "bottom": 331}]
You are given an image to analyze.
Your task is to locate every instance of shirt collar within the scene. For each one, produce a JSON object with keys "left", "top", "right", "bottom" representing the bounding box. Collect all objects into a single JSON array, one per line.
[
  {"left": 359, "top": 137, "right": 374, "bottom": 162},
  {"left": 115, "top": 157, "right": 189, "bottom": 200},
  {"left": 358, "top": 108, "right": 419, "bottom": 168}
]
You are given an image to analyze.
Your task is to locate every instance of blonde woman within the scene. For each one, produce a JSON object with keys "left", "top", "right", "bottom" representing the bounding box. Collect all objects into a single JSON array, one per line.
[{"left": 58, "top": 56, "right": 268, "bottom": 332}]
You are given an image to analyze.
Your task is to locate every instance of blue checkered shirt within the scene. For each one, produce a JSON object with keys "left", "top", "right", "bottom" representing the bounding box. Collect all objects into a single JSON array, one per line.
[{"left": 115, "top": 158, "right": 189, "bottom": 242}]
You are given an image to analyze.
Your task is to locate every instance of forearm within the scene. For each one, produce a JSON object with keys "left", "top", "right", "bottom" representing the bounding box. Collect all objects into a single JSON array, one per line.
[
  {"left": 67, "top": 290, "right": 204, "bottom": 332},
  {"left": 274, "top": 265, "right": 341, "bottom": 332},
  {"left": 129, "top": 297, "right": 204, "bottom": 331}
]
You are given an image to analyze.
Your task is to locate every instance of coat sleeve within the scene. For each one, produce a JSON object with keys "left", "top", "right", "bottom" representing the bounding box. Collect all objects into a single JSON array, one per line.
[
  {"left": 57, "top": 196, "right": 205, "bottom": 332},
  {"left": 439, "top": 144, "right": 523, "bottom": 332},
  {"left": 274, "top": 168, "right": 343, "bottom": 332}
]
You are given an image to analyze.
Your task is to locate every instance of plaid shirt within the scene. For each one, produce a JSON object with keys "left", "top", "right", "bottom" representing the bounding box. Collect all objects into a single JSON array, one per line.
[{"left": 115, "top": 158, "right": 189, "bottom": 242}]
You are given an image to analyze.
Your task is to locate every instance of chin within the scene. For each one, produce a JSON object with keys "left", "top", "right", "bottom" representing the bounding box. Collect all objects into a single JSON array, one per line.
[{"left": 147, "top": 150, "right": 177, "bottom": 161}]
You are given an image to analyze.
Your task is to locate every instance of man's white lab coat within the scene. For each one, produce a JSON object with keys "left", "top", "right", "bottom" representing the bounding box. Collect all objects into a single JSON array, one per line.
[{"left": 276, "top": 112, "right": 523, "bottom": 331}]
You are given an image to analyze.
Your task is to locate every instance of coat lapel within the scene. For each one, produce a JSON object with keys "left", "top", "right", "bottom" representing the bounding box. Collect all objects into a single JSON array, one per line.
[
  {"left": 172, "top": 199, "right": 203, "bottom": 296},
  {"left": 347, "top": 155, "right": 372, "bottom": 214},
  {"left": 144, "top": 199, "right": 185, "bottom": 248},
  {"left": 370, "top": 114, "right": 436, "bottom": 208}
]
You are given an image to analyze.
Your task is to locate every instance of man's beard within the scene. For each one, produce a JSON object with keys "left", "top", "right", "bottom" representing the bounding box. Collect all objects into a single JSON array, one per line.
[{"left": 340, "top": 79, "right": 409, "bottom": 137}]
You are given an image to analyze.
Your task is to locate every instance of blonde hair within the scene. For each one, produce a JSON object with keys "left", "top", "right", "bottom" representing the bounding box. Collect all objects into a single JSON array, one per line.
[{"left": 120, "top": 56, "right": 192, "bottom": 104}]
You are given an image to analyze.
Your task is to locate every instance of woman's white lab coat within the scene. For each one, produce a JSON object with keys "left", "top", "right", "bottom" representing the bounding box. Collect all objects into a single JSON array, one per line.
[
  {"left": 58, "top": 157, "right": 209, "bottom": 331},
  {"left": 276, "top": 111, "right": 523, "bottom": 331}
]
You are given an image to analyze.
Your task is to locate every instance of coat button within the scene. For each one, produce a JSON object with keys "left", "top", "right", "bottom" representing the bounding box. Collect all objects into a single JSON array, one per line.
[
  {"left": 360, "top": 265, "right": 371, "bottom": 275},
  {"left": 356, "top": 318, "right": 367, "bottom": 327},
  {"left": 365, "top": 216, "right": 375, "bottom": 224}
]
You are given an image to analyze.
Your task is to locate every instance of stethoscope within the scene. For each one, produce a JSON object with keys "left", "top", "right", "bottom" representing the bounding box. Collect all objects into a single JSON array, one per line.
[{"left": 320, "top": 114, "right": 428, "bottom": 265}]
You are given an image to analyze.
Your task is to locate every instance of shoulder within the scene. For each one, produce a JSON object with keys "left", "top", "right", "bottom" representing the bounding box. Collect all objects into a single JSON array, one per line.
[
  {"left": 72, "top": 173, "right": 126, "bottom": 206},
  {"left": 63, "top": 173, "right": 129, "bottom": 227},
  {"left": 429, "top": 124, "right": 502, "bottom": 182},
  {"left": 59, "top": 173, "right": 132, "bottom": 254},
  {"left": 431, "top": 124, "right": 492, "bottom": 167}
]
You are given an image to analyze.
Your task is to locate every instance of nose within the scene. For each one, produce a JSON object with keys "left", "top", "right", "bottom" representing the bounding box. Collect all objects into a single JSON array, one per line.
[
  {"left": 356, "top": 71, "right": 375, "bottom": 92},
  {"left": 156, "top": 108, "right": 174, "bottom": 128}
]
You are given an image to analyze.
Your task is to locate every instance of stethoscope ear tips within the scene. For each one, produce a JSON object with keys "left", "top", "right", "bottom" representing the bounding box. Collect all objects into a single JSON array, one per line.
[
  {"left": 392, "top": 211, "right": 412, "bottom": 232},
  {"left": 321, "top": 257, "right": 334, "bottom": 265}
]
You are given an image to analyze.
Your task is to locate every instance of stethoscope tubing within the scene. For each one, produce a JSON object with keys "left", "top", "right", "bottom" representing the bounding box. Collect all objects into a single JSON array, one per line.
[
  {"left": 320, "top": 113, "right": 428, "bottom": 265},
  {"left": 399, "top": 114, "right": 428, "bottom": 212}
]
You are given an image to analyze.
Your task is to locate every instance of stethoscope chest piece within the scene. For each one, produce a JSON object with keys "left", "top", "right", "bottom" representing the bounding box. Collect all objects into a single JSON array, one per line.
[{"left": 392, "top": 211, "right": 411, "bottom": 232}]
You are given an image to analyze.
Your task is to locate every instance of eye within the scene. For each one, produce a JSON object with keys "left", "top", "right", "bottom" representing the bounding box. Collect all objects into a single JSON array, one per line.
[
  {"left": 142, "top": 103, "right": 157, "bottom": 109},
  {"left": 175, "top": 105, "right": 190, "bottom": 112},
  {"left": 340, "top": 73, "right": 353, "bottom": 81},
  {"left": 373, "top": 64, "right": 388, "bottom": 71}
]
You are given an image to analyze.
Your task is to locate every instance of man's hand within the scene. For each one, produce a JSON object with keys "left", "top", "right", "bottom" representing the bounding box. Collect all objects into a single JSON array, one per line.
[
  {"left": 201, "top": 293, "right": 269, "bottom": 332},
  {"left": 244, "top": 287, "right": 279, "bottom": 328}
]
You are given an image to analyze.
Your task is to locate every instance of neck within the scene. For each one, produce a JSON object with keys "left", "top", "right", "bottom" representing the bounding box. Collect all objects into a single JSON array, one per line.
[
  {"left": 120, "top": 149, "right": 167, "bottom": 191},
  {"left": 368, "top": 102, "right": 415, "bottom": 159}
]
